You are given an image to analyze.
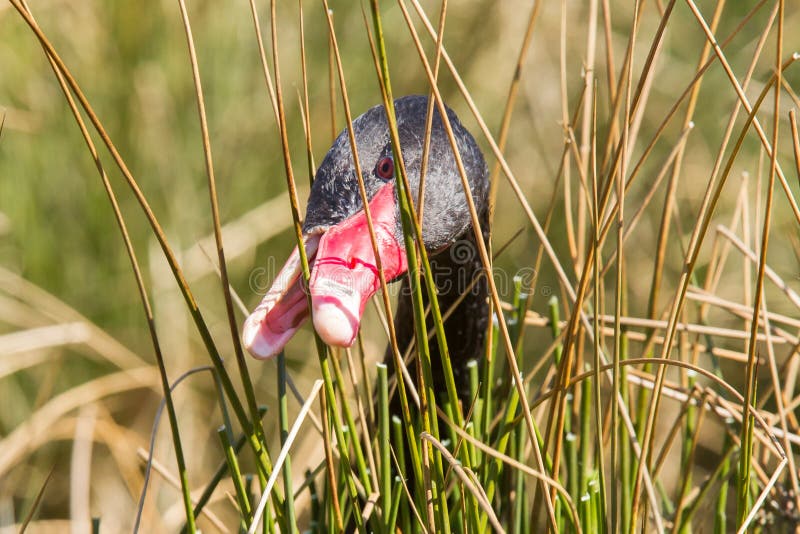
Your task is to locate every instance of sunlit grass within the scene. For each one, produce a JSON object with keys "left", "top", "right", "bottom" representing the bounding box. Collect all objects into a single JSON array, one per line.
[{"left": 2, "top": 0, "right": 800, "bottom": 532}]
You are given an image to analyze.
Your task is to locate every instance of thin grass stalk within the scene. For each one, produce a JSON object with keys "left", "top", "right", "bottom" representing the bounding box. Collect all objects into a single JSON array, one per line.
[
  {"left": 363, "top": 4, "right": 475, "bottom": 462},
  {"left": 599, "top": 0, "right": 615, "bottom": 102},
  {"left": 218, "top": 426, "right": 252, "bottom": 529},
  {"left": 409, "top": 1, "right": 752, "bottom": 375},
  {"left": 595, "top": 2, "right": 769, "bottom": 268},
  {"left": 484, "top": 296, "right": 558, "bottom": 521},
  {"left": 392, "top": 452, "right": 429, "bottom": 534},
  {"left": 791, "top": 110, "right": 800, "bottom": 184},
  {"left": 670, "top": 388, "right": 705, "bottom": 533},
  {"left": 580, "top": 492, "right": 592, "bottom": 534},
  {"left": 466, "top": 360, "right": 481, "bottom": 467},
  {"left": 408, "top": 0, "right": 575, "bottom": 312},
  {"left": 619, "top": 331, "right": 631, "bottom": 529},
  {"left": 684, "top": 1, "right": 800, "bottom": 227},
  {"left": 12, "top": 3, "right": 197, "bottom": 528},
  {"left": 18, "top": 465, "right": 53, "bottom": 533},
  {"left": 8, "top": 0, "right": 271, "bottom": 490},
  {"left": 593, "top": 477, "right": 605, "bottom": 534},
  {"left": 649, "top": 387, "right": 699, "bottom": 485},
  {"left": 483, "top": 375, "right": 522, "bottom": 517},
  {"left": 539, "top": 254, "right": 592, "bottom": 513},
  {"left": 624, "top": 0, "right": 673, "bottom": 155},
  {"left": 509, "top": 277, "right": 527, "bottom": 350},
  {"left": 388, "top": 478, "right": 403, "bottom": 532},
  {"left": 674, "top": 437, "right": 735, "bottom": 530},
  {"left": 304, "top": 470, "right": 320, "bottom": 534},
  {"left": 580, "top": 363, "right": 593, "bottom": 501},
  {"left": 246, "top": 0, "right": 278, "bottom": 122},
  {"left": 597, "top": 123, "right": 695, "bottom": 281},
  {"left": 737, "top": 457, "right": 788, "bottom": 534},
  {"left": 644, "top": 0, "right": 725, "bottom": 339},
  {"left": 514, "top": 87, "right": 588, "bottom": 357},
  {"left": 486, "top": 0, "right": 541, "bottom": 226},
  {"left": 249, "top": 380, "right": 324, "bottom": 534},
  {"left": 367, "top": 4, "right": 452, "bottom": 529},
  {"left": 268, "top": 2, "right": 367, "bottom": 528},
  {"left": 612, "top": 40, "right": 632, "bottom": 519},
  {"left": 634, "top": 0, "right": 778, "bottom": 378},
  {"left": 414, "top": 0, "right": 447, "bottom": 225},
  {"left": 377, "top": 364, "right": 392, "bottom": 530},
  {"left": 577, "top": 0, "right": 599, "bottom": 265},
  {"left": 356, "top": 335, "right": 376, "bottom": 428},
  {"left": 320, "top": 391, "right": 343, "bottom": 532},
  {"left": 343, "top": 347, "right": 379, "bottom": 490},
  {"left": 533, "top": 296, "right": 570, "bottom": 518},
  {"left": 297, "top": 0, "right": 315, "bottom": 185},
  {"left": 436, "top": 409, "right": 583, "bottom": 533},
  {"left": 421, "top": 432, "right": 504, "bottom": 533},
  {"left": 543, "top": 355, "right": 788, "bottom": 527},
  {"left": 560, "top": 0, "right": 578, "bottom": 268},
  {"left": 758, "top": 296, "right": 800, "bottom": 507},
  {"left": 188, "top": 410, "right": 264, "bottom": 526},
  {"left": 737, "top": 0, "right": 783, "bottom": 524},
  {"left": 322, "top": 0, "right": 424, "bottom": 491},
  {"left": 403, "top": 22, "right": 649, "bottom": 486},
  {"left": 131, "top": 365, "right": 219, "bottom": 533},
  {"left": 397, "top": 1, "right": 558, "bottom": 527},
  {"left": 329, "top": 348, "right": 377, "bottom": 500},
  {"left": 598, "top": 0, "right": 644, "bottom": 172},
  {"left": 174, "top": 0, "right": 268, "bottom": 497},
  {"left": 630, "top": 54, "right": 797, "bottom": 528},
  {"left": 391, "top": 416, "right": 412, "bottom": 533},
  {"left": 482, "top": 319, "right": 498, "bottom": 440},
  {"left": 716, "top": 427, "right": 734, "bottom": 534},
  {"left": 277, "top": 353, "right": 298, "bottom": 533},
  {"left": 589, "top": 76, "right": 611, "bottom": 533},
  {"left": 565, "top": 422, "right": 578, "bottom": 513},
  {"left": 513, "top": 420, "right": 529, "bottom": 534}
]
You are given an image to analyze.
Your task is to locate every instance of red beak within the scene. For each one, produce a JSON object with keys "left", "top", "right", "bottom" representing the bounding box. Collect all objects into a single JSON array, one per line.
[{"left": 242, "top": 184, "right": 407, "bottom": 359}]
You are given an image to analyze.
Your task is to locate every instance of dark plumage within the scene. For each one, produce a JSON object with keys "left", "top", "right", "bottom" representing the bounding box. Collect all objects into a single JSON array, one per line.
[{"left": 304, "top": 95, "right": 488, "bottom": 254}]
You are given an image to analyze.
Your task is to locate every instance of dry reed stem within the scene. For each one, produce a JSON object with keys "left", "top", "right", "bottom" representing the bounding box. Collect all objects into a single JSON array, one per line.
[
  {"left": 249, "top": 380, "right": 323, "bottom": 533},
  {"left": 0, "top": 367, "right": 159, "bottom": 476},
  {"left": 435, "top": 408, "right": 582, "bottom": 532},
  {"left": 631, "top": 31, "right": 797, "bottom": 526},
  {"left": 421, "top": 432, "right": 506, "bottom": 533},
  {"left": 0, "top": 272, "right": 149, "bottom": 372},
  {"left": 399, "top": 1, "right": 559, "bottom": 526}
]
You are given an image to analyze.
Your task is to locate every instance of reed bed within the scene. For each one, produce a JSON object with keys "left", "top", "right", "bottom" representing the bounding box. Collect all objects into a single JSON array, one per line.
[{"left": 1, "top": 0, "right": 800, "bottom": 532}]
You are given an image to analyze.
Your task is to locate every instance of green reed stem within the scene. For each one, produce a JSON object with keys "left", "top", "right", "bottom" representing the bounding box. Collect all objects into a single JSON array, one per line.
[
  {"left": 11, "top": 6, "right": 198, "bottom": 527},
  {"left": 268, "top": 1, "right": 366, "bottom": 528},
  {"left": 368, "top": 2, "right": 453, "bottom": 529},
  {"left": 329, "top": 350, "right": 375, "bottom": 498},
  {"left": 278, "top": 353, "right": 299, "bottom": 533},
  {"left": 391, "top": 415, "right": 411, "bottom": 533},
  {"left": 183, "top": 407, "right": 267, "bottom": 532},
  {"left": 218, "top": 426, "right": 252, "bottom": 530},
  {"left": 377, "top": 364, "right": 392, "bottom": 530}
]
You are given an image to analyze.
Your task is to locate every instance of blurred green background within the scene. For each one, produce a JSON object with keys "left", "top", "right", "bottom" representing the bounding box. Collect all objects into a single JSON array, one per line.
[
  {"left": 3, "top": 1, "right": 797, "bottom": 350},
  {"left": 1, "top": 0, "right": 799, "bottom": 529}
]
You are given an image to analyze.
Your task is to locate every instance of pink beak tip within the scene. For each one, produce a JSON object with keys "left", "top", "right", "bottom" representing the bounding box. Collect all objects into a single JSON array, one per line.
[
  {"left": 242, "top": 311, "right": 281, "bottom": 360},
  {"left": 312, "top": 300, "right": 359, "bottom": 348}
]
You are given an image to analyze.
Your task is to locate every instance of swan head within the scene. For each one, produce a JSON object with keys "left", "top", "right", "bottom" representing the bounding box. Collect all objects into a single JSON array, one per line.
[{"left": 243, "top": 95, "right": 488, "bottom": 359}]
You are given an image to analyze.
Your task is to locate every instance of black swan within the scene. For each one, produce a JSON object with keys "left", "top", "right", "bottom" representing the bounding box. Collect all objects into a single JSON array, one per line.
[{"left": 243, "top": 95, "right": 489, "bottom": 407}]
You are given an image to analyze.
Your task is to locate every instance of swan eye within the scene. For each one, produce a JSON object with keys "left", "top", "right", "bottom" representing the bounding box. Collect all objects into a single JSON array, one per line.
[{"left": 375, "top": 156, "right": 394, "bottom": 180}]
